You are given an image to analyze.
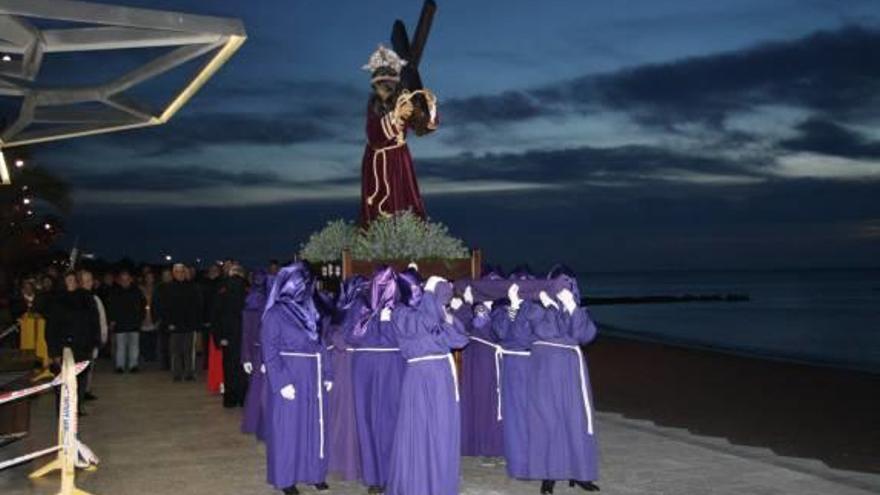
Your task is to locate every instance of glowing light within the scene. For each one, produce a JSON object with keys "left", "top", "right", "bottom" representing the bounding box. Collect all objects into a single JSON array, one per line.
[
  {"left": 14, "top": 159, "right": 24, "bottom": 168},
  {"left": 164, "top": 255, "right": 172, "bottom": 262},
  {"left": 1, "top": 54, "right": 11, "bottom": 63},
  {"left": 0, "top": 152, "right": 9, "bottom": 185},
  {"left": 44, "top": 223, "right": 52, "bottom": 230},
  {"left": 23, "top": 197, "right": 31, "bottom": 205}
]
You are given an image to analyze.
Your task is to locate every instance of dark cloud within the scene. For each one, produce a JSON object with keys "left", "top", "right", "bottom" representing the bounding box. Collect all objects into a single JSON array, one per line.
[
  {"left": 418, "top": 144, "right": 766, "bottom": 185},
  {"left": 780, "top": 118, "right": 880, "bottom": 159},
  {"left": 443, "top": 91, "right": 553, "bottom": 124},
  {"left": 444, "top": 26, "right": 880, "bottom": 128},
  {"left": 68, "top": 165, "right": 356, "bottom": 192},
  {"left": 138, "top": 112, "right": 334, "bottom": 155},
  {"left": 592, "top": 26, "right": 880, "bottom": 126},
  {"left": 69, "top": 165, "right": 283, "bottom": 191}
]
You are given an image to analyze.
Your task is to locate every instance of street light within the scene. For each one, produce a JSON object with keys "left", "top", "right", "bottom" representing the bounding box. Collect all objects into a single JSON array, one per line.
[{"left": 164, "top": 254, "right": 173, "bottom": 262}]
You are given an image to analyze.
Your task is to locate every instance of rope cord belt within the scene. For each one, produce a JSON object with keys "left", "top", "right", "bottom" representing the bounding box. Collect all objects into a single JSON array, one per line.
[
  {"left": 365, "top": 88, "right": 436, "bottom": 216},
  {"left": 407, "top": 353, "right": 459, "bottom": 402},
  {"left": 473, "top": 337, "right": 531, "bottom": 422},
  {"left": 279, "top": 351, "right": 326, "bottom": 459}
]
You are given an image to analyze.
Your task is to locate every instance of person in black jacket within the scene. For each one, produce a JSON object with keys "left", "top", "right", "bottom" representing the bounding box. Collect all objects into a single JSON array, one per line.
[
  {"left": 199, "top": 264, "right": 221, "bottom": 370},
  {"left": 108, "top": 270, "right": 146, "bottom": 373},
  {"left": 213, "top": 263, "right": 248, "bottom": 407},
  {"left": 45, "top": 272, "right": 98, "bottom": 415},
  {"left": 156, "top": 264, "right": 202, "bottom": 382},
  {"left": 153, "top": 268, "right": 174, "bottom": 370}
]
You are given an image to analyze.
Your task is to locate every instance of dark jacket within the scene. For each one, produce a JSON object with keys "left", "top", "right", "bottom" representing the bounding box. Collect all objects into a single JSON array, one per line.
[
  {"left": 200, "top": 276, "right": 220, "bottom": 329},
  {"left": 107, "top": 285, "right": 146, "bottom": 333},
  {"left": 212, "top": 275, "right": 247, "bottom": 347},
  {"left": 45, "top": 289, "right": 98, "bottom": 360},
  {"left": 156, "top": 281, "right": 201, "bottom": 333}
]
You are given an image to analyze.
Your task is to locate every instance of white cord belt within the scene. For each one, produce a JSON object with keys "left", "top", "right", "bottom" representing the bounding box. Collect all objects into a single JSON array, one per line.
[
  {"left": 279, "top": 351, "right": 326, "bottom": 458},
  {"left": 469, "top": 336, "right": 504, "bottom": 421},
  {"left": 533, "top": 341, "right": 594, "bottom": 435},
  {"left": 407, "top": 353, "right": 459, "bottom": 402},
  {"left": 346, "top": 347, "right": 400, "bottom": 352},
  {"left": 487, "top": 341, "right": 531, "bottom": 422}
]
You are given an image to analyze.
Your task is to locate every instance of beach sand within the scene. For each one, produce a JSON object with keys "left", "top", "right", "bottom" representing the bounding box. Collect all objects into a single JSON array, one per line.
[{"left": 589, "top": 334, "right": 880, "bottom": 473}]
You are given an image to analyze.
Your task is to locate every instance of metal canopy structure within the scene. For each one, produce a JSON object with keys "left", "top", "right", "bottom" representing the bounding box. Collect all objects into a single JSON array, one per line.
[{"left": 0, "top": 0, "right": 246, "bottom": 150}]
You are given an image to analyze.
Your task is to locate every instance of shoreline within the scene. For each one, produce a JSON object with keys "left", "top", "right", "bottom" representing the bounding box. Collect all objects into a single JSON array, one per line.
[{"left": 588, "top": 332, "right": 880, "bottom": 474}]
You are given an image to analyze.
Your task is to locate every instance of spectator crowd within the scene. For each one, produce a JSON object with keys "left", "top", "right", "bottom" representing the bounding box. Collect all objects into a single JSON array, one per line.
[{"left": 6, "top": 258, "right": 282, "bottom": 414}]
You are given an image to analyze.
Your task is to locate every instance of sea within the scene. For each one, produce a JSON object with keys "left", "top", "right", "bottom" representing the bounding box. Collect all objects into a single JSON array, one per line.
[{"left": 581, "top": 268, "right": 880, "bottom": 374}]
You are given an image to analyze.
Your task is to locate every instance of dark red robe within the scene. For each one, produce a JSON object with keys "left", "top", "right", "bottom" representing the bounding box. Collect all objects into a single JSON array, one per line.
[{"left": 359, "top": 103, "right": 428, "bottom": 226}]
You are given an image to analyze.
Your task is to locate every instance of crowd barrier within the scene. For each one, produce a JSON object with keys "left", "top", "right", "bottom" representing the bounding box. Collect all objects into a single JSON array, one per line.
[{"left": 0, "top": 348, "right": 99, "bottom": 495}]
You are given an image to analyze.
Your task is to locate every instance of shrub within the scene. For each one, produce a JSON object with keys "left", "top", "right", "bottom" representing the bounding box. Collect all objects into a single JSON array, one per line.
[{"left": 299, "top": 211, "right": 469, "bottom": 262}]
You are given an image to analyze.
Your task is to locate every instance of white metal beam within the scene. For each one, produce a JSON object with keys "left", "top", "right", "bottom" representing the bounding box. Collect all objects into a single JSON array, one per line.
[
  {"left": 0, "top": 0, "right": 245, "bottom": 36},
  {"left": 0, "top": 0, "right": 246, "bottom": 148},
  {"left": 0, "top": 14, "right": 38, "bottom": 47},
  {"left": 41, "top": 27, "right": 224, "bottom": 53}
]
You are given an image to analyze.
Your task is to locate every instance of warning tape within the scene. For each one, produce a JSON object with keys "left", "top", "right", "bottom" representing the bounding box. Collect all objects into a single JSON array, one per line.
[
  {"left": 0, "top": 323, "right": 19, "bottom": 342},
  {"left": 0, "top": 361, "right": 89, "bottom": 406},
  {"left": 0, "top": 445, "right": 60, "bottom": 471}
]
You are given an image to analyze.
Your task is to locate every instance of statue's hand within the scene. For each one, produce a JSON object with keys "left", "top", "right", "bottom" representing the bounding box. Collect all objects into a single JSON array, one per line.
[{"left": 399, "top": 100, "right": 414, "bottom": 120}]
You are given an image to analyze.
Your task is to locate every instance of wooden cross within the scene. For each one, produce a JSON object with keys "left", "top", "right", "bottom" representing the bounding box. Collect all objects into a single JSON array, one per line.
[{"left": 390, "top": 0, "right": 437, "bottom": 135}]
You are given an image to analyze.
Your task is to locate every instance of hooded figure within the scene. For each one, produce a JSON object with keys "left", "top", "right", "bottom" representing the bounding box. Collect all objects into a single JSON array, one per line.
[
  {"left": 460, "top": 297, "right": 505, "bottom": 458},
  {"left": 241, "top": 270, "right": 269, "bottom": 439},
  {"left": 526, "top": 274, "right": 600, "bottom": 493},
  {"left": 345, "top": 267, "right": 406, "bottom": 493},
  {"left": 492, "top": 285, "right": 536, "bottom": 480},
  {"left": 396, "top": 268, "right": 423, "bottom": 307},
  {"left": 261, "top": 263, "right": 332, "bottom": 495},
  {"left": 326, "top": 275, "right": 368, "bottom": 481},
  {"left": 386, "top": 277, "right": 469, "bottom": 495}
]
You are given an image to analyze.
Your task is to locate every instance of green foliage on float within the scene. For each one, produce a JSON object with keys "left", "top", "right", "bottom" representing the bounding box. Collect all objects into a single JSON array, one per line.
[{"left": 299, "top": 211, "right": 469, "bottom": 262}]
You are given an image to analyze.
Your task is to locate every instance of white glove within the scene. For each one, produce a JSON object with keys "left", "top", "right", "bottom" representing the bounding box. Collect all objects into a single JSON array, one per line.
[
  {"left": 444, "top": 309, "right": 454, "bottom": 325},
  {"left": 243, "top": 362, "right": 253, "bottom": 374},
  {"left": 260, "top": 364, "right": 266, "bottom": 374},
  {"left": 463, "top": 286, "right": 474, "bottom": 305},
  {"left": 484, "top": 300, "right": 494, "bottom": 310},
  {"left": 557, "top": 289, "right": 578, "bottom": 314},
  {"left": 407, "top": 261, "right": 419, "bottom": 272},
  {"left": 380, "top": 307, "right": 393, "bottom": 321},
  {"left": 324, "top": 381, "right": 333, "bottom": 392},
  {"left": 425, "top": 275, "right": 447, "bottom": 293},
  {"left": 450, "top": 297, "right": 463, "bottom": 310},
  {"left": 539, "top": 291, "right": 560, "bottom": 310},
  {"left": 508, "top": 283, "right": 522, "bottom": 311},
  {"left": 280, "top": 384, "right": 296, "bottom": 400}
]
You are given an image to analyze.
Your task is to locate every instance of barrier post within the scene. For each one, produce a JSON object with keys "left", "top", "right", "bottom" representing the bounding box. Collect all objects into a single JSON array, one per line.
[{"left": 29, "top": 348, "right": 96, "bottom": 495}]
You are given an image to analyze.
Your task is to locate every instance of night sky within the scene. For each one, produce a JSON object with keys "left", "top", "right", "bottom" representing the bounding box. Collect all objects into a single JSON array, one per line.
[{"left": 20, "top": 0, "right": 880, "bottom": 271}]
